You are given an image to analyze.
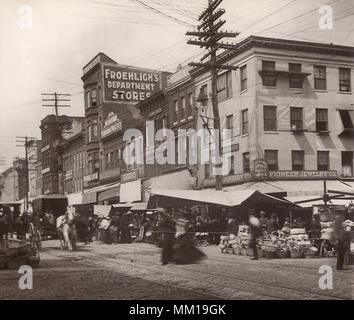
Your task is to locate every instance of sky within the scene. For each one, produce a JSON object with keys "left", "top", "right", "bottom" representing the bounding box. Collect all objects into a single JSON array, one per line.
[{"left": 0, "top": 0, "right": 353, "bottom": 170}]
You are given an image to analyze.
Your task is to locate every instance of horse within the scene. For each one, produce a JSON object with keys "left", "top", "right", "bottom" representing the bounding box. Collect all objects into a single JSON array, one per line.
[{"left": 56, "top": 207, "right": 77, "bottom": 251}]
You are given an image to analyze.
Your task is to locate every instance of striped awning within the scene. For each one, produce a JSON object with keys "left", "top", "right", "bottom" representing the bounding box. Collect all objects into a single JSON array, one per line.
[{"left": 97, "top": 184, "right": 120, "bottom": 202}]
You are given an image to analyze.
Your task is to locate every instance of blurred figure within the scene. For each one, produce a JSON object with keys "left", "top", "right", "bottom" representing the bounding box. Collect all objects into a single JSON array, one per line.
[
  {"left": 259, "top": 211, "right": 268, "bottom": 231},
  {"left": 249, "top": 215, "right": 262, "bottom": 260},
  {"left": 332, "top": 214, "right": 351, "bottom": 270},
  {"left": 120, "top": 211, "right": 132, "bottom": 244},
  {"left": 159, "top": 208, "right": 176, "bottom": 265},
  {"left": 0, "top": 209, "right": 9, "bottom": 240},
  {"left": 282, "top": 217, "right": 291, "bottom": 235}
]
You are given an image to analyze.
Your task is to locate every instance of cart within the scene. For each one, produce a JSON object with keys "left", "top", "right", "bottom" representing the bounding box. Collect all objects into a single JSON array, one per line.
[{"left": 0, "top": 239, "right": 40, "bottom": 269}]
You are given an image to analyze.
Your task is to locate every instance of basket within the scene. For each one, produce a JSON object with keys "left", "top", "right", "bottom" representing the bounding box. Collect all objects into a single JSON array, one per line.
[
  {"left": 240, "top": 248, "right": 248, "bottom": 256},
  {"left": 277, "top": 248, "right": 288, "bottom": 259},
  {"left": 304, "top": 252, "right": 315, "bottom": 259},
  {"left": 290, "top": 251, "right": 303, "bottom": 259},
  {"left": 264, "top": 251, "right": 277, "bottom": 259},
  {"left": 233, "top": 247, "right": 240, "bottom": 255}
]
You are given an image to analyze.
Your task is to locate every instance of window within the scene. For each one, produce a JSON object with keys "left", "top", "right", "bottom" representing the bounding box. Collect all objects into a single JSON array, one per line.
[
  {"left": 339, "top": 68, "right": 351, "bottom": 92},
  {"left": 173, "top": 100, "right": 179, "bottom": 122},
  {"left": 262, "top": 61, "right": 276, "bottom": 87},
  {"left": 292, "top": 151, "right": 304, "bottom": 171},
  {"left": 91, "top": 89, "right": 97, "bottom": 107},
  {"left": 230, "top": 155, "right": 235, "bottom": 175},
  {"left": 226, "top": 114, "right": 233, "bottom": 137},
  {"left": 241, "top": 109, "right": 248, "bottom": 135},
  {"left": 85, "top": 91, "right": 91, "bottom": 109},
  {"left": 88, "top": 125, "right": 92, "bottom": 143},
  {"left": 205, "top": 163, "right": 210, "bottom": 179},
  {"left": 264, "top": 106, "right": 277, "bottom": 131},
  {"left": 243, "top": 152, "right": 250, "bottom": 173},
  {"left": 180, "top": 96, "right": 186, "bottom": 120},
  {"left": 240, "top": 65, "right": 247, "bottom": 91},
  {"left": 93, "top": 120, "right": 98, "bottom": 139},
  {"left": 342, "top": 151, "right": 353, "bottom": 177},
  {"left": 317, "top": 151, "right": 329, "bottom": 171},
  {"left": 217, "top": 71, "right": 232, "bottom": 101},
  {"left": 265, "top": 150, "right": 278, "bottom": 171},
  {"left": 316, "top": 109, "right": 328, "bottom": 132},
  {"left": 187, "top": 93, "right": 193, "bottom": 118},
  {"left": 290, "top": 107, "right": 303, "bottom": 131},
  {"left": 314, "top": 66, "right": 326, "bottom": 90},
  {"left": 289, "top": 63, "right": 303, "bottom": 89}
]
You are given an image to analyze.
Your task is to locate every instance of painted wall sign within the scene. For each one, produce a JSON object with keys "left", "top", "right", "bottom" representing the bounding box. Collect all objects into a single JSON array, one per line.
[
  {"left": 103, "top": 65, "right": 161, "bottom": 103},
  {"left": 84, "top": 172, "right": 99, "bottom": 183},
  {"left": 203, "top": 170, "right": 338, "bottom": 187},
  {"left": 101, "top": 112, "right": 122, "bottom": 138},
  {"left": 65, "top": 170, "right": 73, "bottom": 181}
]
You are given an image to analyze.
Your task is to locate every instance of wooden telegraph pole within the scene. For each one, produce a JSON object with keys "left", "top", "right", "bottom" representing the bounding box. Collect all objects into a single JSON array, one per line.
[{"left": 186, "top": 0, "right": 239, "bottom": 190}]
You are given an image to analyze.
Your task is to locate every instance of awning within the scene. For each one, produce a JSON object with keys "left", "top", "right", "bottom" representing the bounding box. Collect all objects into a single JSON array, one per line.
[
  {"left": 222, "top": 181, "right": 287, "bottom": 195},
  {"left": 82, "top": 191, "right": 97, "bottom": 204},
  {"left": 285, "top": 195, "right": 354, "bottom": 208},
  {"left": 97, "top": 184, "right": 120, "bottom": 202},
  {"left": 94, "top": 205, "right": 111, "bottom": 216},
  {"left": 67, "top": 192, "right": 83, "bottom": 206},
  {"left": 112, "top": 203, "right": 133, "bottom": 209},
  {"left": 148, "top": 189, "right": 291, "bottom": 208},
  {"left": 145, "top": 169, "right": 195, "bottom": 191},
  {"left": 120, "top": 179, "right": 141, "bottom": 203},
  {"left": 131, "top": 202, "right": 148, "bottom": 211},
  {"left": 33, "top": 194, "right": 68, "bottom": 200}
]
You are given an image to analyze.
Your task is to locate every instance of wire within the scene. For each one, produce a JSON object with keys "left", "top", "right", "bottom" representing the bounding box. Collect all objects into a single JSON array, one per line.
[{"left": 129, "top": 0, "right": 194, "bottom": 27}]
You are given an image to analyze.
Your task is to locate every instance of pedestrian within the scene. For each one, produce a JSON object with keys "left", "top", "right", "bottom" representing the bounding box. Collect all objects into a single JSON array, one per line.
[
  {"left": 266, "top": 213, "right": 279, "bottom": 234},
  {"left": 259, "top": 211, "right": 268, "bottom": 231},
  {"left": 249, "top": 214, "right": 262, "bottom": 260},
  {"left": 158, "top": 208, "right": 176, "bottom": 265},
  {"left": 120, "top": 211, "right": 132, "bottom": 244},
  {"left": 332, "top": 214, "right": 351, "bottom": 270}
]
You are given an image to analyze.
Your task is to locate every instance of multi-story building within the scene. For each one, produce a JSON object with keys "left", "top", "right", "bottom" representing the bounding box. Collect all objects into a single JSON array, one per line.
[
  {"left": 27, "top": 139, "right": 42, "bottom": 198},
  {"left": 40, "top": 114, "right": 85, "bottom": 195},
  {"left": 61, "top": 123, "right": 86, "bottom": 205},
  {"left": 81, "top": 52, "right": 170, "bottom": 203},
  {"left": 0, "top": 158, "right": 27, "bottom": 202},
  {"left": 192, "top": 36, "right": 354, "bottom": 200}
]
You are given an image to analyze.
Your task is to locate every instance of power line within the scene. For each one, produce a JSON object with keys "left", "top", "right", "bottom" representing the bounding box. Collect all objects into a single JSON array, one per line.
[{"left": 129, "top": 0, "right": 194, "bottom": 27}]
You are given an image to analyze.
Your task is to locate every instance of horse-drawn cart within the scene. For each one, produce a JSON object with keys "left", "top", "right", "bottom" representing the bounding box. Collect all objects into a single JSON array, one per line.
[
  {"left": 0, "top": 239, "right": 40, "bottom": 269},
  {"left": 29, "top": 195, "right": 68, "bottom": 249}
]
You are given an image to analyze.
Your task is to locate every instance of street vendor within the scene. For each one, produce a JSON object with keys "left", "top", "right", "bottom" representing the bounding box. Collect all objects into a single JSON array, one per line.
[
  {"left": 332, "top": 214, "right": 352, "bottom": 270},
  {"left": 259, "top": 211, "right": 268, "bottom": 230},
  {"left": 266, "top": 213, "right": 279, "bottom": 234}
]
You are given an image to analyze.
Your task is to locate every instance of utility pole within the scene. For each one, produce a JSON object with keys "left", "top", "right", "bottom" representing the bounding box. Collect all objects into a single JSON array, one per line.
[
  {"left": 186, "top": 0, "right": 239, "bottom": 190},
  {"left": 41, "top": 92, "right": 71, "bottom": 119},
  {"left": 16, "top": 136, "right": 37, "bottom": 211}
]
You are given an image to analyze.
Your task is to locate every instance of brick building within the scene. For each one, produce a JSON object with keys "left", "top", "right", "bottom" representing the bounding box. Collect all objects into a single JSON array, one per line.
[{"left": 192, "top": 36, "right": 354, "bottom": 201}]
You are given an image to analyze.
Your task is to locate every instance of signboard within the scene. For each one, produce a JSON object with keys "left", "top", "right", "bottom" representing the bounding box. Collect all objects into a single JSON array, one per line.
[
  {"left": 203, "top": 170, "right": 338, "bottom": 187},
  {"left": 42, "top": 167, "right": 50, "bottom": 174},
  {"left": 94, "top": 205, "right": 111, "bottom": 217},
  {"left": 65, "top": 170, "right": 73, "bottom": 181},
  {"left": 41, "top": 145, "right": 50, "bottom": 153},
  {"left": 268, "top": 170, "right": 337, "bottom": 179},
  {"left": 121, "top": 170, "right": 138, "bottom": 183},
  {"left": 120, "top": 179, "right": 142, "bottom": 203},
  {"left": 103, "top": 65, "right": 161, "bottom": 103},
  {"left": 101, "top": 112, "right": 122, "bottom": 138},
  {"left": 254, "top": 158, "right": 268, "bottom": 179},
  {"left": 83, "top": 55, "right": 101, "bottom": 76},
  {"left": 84, "top": 172, "right": 99, "bottom": 183}
]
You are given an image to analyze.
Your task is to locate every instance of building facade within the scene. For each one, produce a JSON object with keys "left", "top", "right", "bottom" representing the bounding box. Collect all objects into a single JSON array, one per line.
[
  {"left": 192, "top": 36, "right": 354, "bottom": 196},
  {"left": 27, "top": 139, "right": 42, "bottom": 198},
  {"left": 0, "top": 158, "right": 27, "bottom": 202},
  {"left": 81, "top": 52, "right": 170, "bottom": 203},
  {"left": 40, "top": 114, "right": 85, "bottom": 195}
]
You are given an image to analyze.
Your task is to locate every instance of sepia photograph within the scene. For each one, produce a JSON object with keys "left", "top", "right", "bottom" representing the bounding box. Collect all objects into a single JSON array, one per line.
[{"left": 0, "top": 0, "right": 353, "bottom": 305}]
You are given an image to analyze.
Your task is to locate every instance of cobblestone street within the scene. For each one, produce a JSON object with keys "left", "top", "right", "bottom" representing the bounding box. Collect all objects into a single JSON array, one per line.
[{"left": 0, "top": 241, "right": 352, "bottom": 300}]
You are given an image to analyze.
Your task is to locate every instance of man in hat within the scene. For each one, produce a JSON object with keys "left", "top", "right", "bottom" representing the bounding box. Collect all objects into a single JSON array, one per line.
[
  {"left": 332, "top": 214, "right": 351, "bottom": 270},
  {"left": 0, "top": 209, "right": 9, "bottom": 240},
  {"left": 249, "top": 214, "right": 262, "bottom": 260}
]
